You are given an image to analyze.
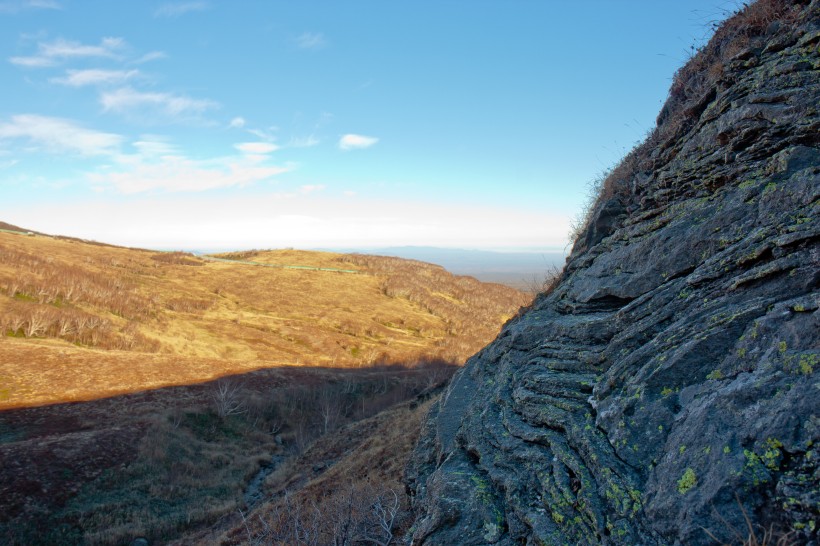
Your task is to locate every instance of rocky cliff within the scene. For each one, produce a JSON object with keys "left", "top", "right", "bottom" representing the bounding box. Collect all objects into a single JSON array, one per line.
[{"left": 406, "top": 1, "right": 820, "bottom": 544}]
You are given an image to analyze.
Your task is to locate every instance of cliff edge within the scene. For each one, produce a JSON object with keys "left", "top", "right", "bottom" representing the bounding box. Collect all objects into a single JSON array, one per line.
[{"left": 406, "top": 1, "right": 820, "bottom": 544}]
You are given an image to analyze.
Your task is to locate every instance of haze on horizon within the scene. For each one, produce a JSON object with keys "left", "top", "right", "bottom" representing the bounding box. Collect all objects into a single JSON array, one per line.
[{"left": 0, "top": 0, "right": 737, "bottom": 251}]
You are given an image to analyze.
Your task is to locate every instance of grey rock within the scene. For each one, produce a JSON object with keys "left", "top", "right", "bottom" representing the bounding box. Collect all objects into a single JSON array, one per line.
[{"left": 406, "top": 4, "right": 820, "bottom": 545}]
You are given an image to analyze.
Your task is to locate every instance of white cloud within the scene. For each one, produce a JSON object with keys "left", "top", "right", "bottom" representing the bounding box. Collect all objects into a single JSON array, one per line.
[
  {"left": 154, "top": 1, "right": 208, "bottom": 18},
  {"left": 296, "top": 32, "right": 326, "bottom": 50},
  {"left": 51, "top": 68, "right": 139, "bottom": 87},
  {"left": 338, "top": 133, "right": 378, "bottom": 151},
  {"left": 234, "top": 142, "right": 279, "bottom": 154},
  {"left": 0, "top": 0, "right": 60, "bottom": 13},
  {"left": 26, "top": 0, "right": 60, "bottom": 8},
  {"left": 5, "top": 196, "right": 571, "bottom": 250},
  {"left": 9, "top": 37, "right": 124, "bottom": 67},
  {"left": 40, "top": 37, "right": 123, "bottom": 59},
  {"left": 91, "top": 154, "right": 290, "bottom": 193},
  {"left": 0, "top": 114, "right": 122, "bottom": 156},
  {"left": 289, "top": 135, "right": 320, "bottom": 148},
  {"left": 300, "top": 184, "right": 325, "bottom": 194},
  {"left": 100, "top": 87, "right": 218, "bottom": 121},
  {"left": 247, "top": 126, "right": 279, "bottom": 141},
  {"left": 132, "top": 51, "right": 167, "bottom": 64},
  {"left": 8, "top": 55, "right": 54, "bottom": 67},
  {"left": 229, "top": 116, "right": 245, "bottom": 129},
  {"left": 131, "top": 136, "right": 177, "bottom": 156}
]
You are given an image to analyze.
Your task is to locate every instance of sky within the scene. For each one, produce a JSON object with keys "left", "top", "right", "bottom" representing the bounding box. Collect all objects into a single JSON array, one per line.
[{"left": 0, "top": 0, "right": 740, "bottom": 252}]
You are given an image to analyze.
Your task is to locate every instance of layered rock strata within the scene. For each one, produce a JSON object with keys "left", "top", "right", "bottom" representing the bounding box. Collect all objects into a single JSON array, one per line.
[{"left": 406, "top": 2, "right": 820, "bottom": 544}]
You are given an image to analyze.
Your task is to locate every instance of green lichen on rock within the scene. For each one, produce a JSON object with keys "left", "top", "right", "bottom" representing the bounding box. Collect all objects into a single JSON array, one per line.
[
  {"left": 406, "top": 2, "right": 820, "bottom": 544},
  {"left": 677, "top": 469, "right": 697, "bottom": 494}
]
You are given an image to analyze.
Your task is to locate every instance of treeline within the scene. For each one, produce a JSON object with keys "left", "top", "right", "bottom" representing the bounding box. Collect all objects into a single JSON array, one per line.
[
  {"left": 0, "top": 300, "right": 160, "bottom": 352},
  {"left": 216, "top": 359, "right": 455, "bottom": 451},
  {"left": 0, "top": 245, "right": 155, "bottom": 320}
]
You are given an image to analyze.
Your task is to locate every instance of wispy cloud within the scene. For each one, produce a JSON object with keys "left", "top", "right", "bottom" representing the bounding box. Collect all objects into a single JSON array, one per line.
[
  {"left": 9, "top": 37, "right": 125, "bottom": 67},
  {"left": 26, "top": 0, "right": 60, "bottom": 8},
  {"left": 0, "top": 0, "right": 61, "bottom": 13},
  {"left": 234, "top": 142, "right": 279, "bottom": 154},
  {"left": 154, "top": 1, "right": 208, "bottom": 18},
  {"left": 92, "top": 154, "right": 290, "bottom": 193},
  {"left": 131, "top": 135, "right": 177, "bottom": 156},
  {"left": 51, "top": 68, "right": 140, "bottom": 87},
  {"left": 100, "top": 87, "right": 218, "bottom": 122},
  {"left": 0, "top": 114, "right": 122, "bottom": 156},
  {"left": 132, "top": 51, "right": 167, "bottom": 64},
  {"left": 247, "top": 126, "right": 279, "bottom": 141},
  {"left": 228, "top": 116, "right": 246, "bottom": 129},
  {"left": 289, "top": 135, "right": 320, "bottom": 148},
  {"left": 295, "top": 32, "right": 326, "bottom": 50},
  {"left": 300, "top": 184, "right": 325, "bottom": 194},
  {"left": 7, "top": 55, "right": 53, "bottom": 67},
  {"left": 338, "top": 133, "right": 378, "bottom": 151}
]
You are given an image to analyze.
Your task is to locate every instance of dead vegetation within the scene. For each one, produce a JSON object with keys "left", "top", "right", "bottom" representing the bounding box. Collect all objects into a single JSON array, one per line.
[
  {"left": 0, "top": 363, "right": 455, "bottom": 546},
  {"left": 343, "top": 253, "right": 531, "bottom": 357},
  {"left": 151, "top": 251, "right": 205, "bottom": 266},
  {"left": 569, "top": 0, "right": 812, "bottom": 249},
  {"left": 211, "top": 386, "right": 442, "bottom": 546},
  {"left": 0, "top": 229, "right": 497, "bottom": 543},
  {"left": 0, "top": 231, "right": 527, "bottom": 409}
]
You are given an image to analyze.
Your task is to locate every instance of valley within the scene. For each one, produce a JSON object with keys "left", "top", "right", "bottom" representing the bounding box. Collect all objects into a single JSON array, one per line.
[{"left": 0, "top": 228, "right": 528, "bottom": 544}]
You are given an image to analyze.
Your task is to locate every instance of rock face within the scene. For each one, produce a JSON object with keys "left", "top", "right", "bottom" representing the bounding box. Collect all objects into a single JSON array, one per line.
[{"left": 406, "top": 2, "right": 820, "bottom": 544}]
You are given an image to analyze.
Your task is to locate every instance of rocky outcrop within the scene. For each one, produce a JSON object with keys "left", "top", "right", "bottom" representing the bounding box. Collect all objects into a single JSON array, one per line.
[{"left": 406, "top": 2, "right": 820, "bottom": 544}]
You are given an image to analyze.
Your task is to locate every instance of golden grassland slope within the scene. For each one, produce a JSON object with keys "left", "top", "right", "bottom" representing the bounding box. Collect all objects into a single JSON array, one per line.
[{"left": 0, "top": 230, "right": 530, "bottom": 408}]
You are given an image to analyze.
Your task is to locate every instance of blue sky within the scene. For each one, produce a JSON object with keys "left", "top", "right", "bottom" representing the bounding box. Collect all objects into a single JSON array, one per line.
[{"left": 0, "top": 0, "right": 738, "bottom": 251}]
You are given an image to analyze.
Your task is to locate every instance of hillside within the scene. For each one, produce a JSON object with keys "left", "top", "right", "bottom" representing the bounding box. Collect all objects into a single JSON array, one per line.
[
  {"left": 0, "top": 365, "right": 456, "bottom": 545},
  {"left": 0, "top": 230, "right": 529, "bottom": 409},
  {"left": 407, "top": 1, "right": 819, "bottom": 544},
  {"left": 0, "top": 228, "right": 528, "bottom": 544}
]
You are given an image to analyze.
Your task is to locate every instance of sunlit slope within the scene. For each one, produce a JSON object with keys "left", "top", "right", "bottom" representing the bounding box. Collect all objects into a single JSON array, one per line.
[{"left": 0, "top": 231, "right": 529, "bottom": 408}]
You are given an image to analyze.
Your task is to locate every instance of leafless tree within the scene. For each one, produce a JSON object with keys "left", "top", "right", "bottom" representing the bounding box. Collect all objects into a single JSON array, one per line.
[
  {"left": 318, "top": 386, "right": 343, "bottom": 434},
  {"left": 23, "top": 308, "right": 51, "bottom": 338},
  {"left": 4, "top": 281, "right": 19, "bottom": 297},
  {"left": 362, "top": 489, "right": 400, "bottom": 546},
  {"left": 212, "top": 380, "right": 247, "bottom": 418},
  {"left": 5, "top": 314, "right": 24, "bottom": 335},
  {"left": 243, "top": 483, "right": 404, "bottom": 545},
  {"left": 56, "top": 315, "right": 77, "bottom": 338}
]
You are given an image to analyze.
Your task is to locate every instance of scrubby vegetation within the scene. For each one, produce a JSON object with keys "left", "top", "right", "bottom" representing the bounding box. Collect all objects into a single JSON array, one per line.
[
  {"left": 0, "top": 231, "right": 527, "bottom": 409},
  {"left": 0, "top": 227, "right": 518, "bottom": 544},
  {"left": 0, "top": 363, "right": 455, "bottom": 545},
  {"left": 570, "top": 0, "right": 811, "bottom": 249}
]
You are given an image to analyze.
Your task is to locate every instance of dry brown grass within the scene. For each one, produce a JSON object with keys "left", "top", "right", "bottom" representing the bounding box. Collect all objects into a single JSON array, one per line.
[
  {"left": 0, "top": 364, "right": 454, "bottom": 545},
  {"left": 205, "top": 394, "right": 438, "bottom": 546},
  {"left": 569, "top": 0, "right": 812, "bottom": 250},
  {"left": 702, "top": 496, "right": 802, "bottom": 546},
  {"left": 0, "top": 231, "right": 527, "bottom": 409}
]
